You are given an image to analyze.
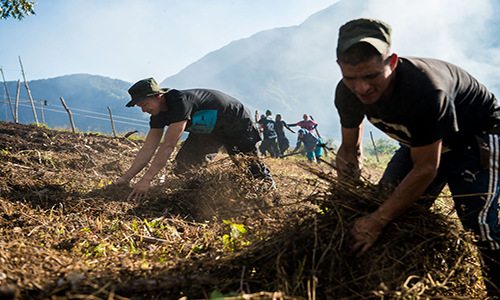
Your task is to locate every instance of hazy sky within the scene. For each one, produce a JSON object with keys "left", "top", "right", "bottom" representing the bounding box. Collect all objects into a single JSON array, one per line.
[
  {"left": 2, "top": 0, "right": 499, "bottom": 87},
  {"left": 2, "top": 0, "right": 500, "bottom": 141},
  {"left": 355, "top": 0, "right": 500, "bottom": 90},
  {"left": 0, "top": 0, "right": 338, "bottom": 83}
]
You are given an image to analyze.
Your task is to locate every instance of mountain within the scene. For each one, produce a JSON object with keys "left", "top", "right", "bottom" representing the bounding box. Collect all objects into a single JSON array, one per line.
[
  {"left": 160, "top": 0, "right": 369, "bottom": 142},
  {"left": 3, "top": 0, "right": 499, "bottom": 142},
  {"left": 1, "top": 74, "right": 151, "bottom": 135},
  {"left": 159, "top": 0, "right": 500, "bottom": 142},
  {"left": 0, "top": 0, "right": 366, "bottom": 141}
]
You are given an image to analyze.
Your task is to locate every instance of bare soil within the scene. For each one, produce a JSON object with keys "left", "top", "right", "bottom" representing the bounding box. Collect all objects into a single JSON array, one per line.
[
  {"left": 0, "top": 121, "right": 487, "bottom": 300},
  {"left": 0, "top": 121, "right": 322, "bottom": 299}
]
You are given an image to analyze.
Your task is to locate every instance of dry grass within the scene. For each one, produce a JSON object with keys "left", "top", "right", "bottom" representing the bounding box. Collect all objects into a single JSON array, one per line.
[{"left": 0, "top": 121, "right": 488, "bottom": 299}]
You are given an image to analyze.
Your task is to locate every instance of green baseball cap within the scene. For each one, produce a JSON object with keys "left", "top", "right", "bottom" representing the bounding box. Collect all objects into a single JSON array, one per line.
[
  {"left": 337, "top": 18, "right": 392, "bottom": 54},
  {"left": 126, "top": 77, "right": 170, "bottom": 107}
]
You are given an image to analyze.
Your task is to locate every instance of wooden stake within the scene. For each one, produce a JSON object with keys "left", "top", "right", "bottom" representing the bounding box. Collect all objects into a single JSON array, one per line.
[
  {"left": 107, "top": 105, "right": 117, "bottom": 137},
  {"left": 15, "top": 80, "right": 20, "bottom": 123},
  {"left": 18, "top": 56, "right": 38, "bottom": 125},
  {"left": 40, "top": 99, "right": 45, "bottom": 125},
  {"left": 60, "top": 97, "right": 75, "bottom": 133},
  {"left": 0, "top": 67, "right": 15, "bottom": 122},
  {"left": 370, "top": 131, "right": 379, "bottom": 163}
]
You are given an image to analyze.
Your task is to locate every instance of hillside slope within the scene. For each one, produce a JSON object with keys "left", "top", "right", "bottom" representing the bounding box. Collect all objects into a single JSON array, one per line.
[
  {"left": 1, "top": 74, "right": 149, "bottom": 135},
  {"left": 0, "top": 121, "right": 486, "bottom": 299}
]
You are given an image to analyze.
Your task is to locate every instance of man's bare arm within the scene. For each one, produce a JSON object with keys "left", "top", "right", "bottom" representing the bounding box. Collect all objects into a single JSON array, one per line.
[
  {"left": 284, "top": 123, "right": 296, "bottom": 133},
  {"left": 350, "top": 139, "right": 442, "bottom": 256},
  {"left": 140, "top": 121, "right": 186, "bottom": 183},
  {"left": 336, "top": 123, "right": 364, "bottom": 180},
  {"left": 127, "top": 121, "right": 187, "bottom": 202},
  {"left": 115, "top": 128, "right": 164, "bottom": 184}
]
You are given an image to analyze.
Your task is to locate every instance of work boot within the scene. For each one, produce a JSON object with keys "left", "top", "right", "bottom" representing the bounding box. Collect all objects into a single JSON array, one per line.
[{"left": 480, "top": 249, "right": 500, "bottom": 298}]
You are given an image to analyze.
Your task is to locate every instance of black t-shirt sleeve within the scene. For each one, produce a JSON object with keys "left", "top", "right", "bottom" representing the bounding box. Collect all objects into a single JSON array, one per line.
[
  {"left": 149, "top": 90, "right": 194, "bottom": 128},
  {"left": 334, "top": 82, "right": 365, "bottom": 128}
]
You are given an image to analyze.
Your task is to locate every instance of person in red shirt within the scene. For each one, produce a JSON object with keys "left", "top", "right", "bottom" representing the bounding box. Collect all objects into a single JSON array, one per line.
[{"left": 288, "top": 114, "right": 318, "bottom": 133}]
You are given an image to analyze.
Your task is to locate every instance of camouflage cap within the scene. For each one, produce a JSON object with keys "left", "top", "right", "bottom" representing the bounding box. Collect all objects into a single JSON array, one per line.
[
  {"left": 126, "top": 77, "right": 170, "bottom": 107},
  {"left": 337, "top": 18, "right": 392, "bottom": 54}
]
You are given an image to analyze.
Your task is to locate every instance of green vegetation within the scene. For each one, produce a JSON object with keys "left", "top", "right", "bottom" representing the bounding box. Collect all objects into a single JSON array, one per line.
[
  {"left": 1, "top": 0, "right": 36, "bottom": 20},
  {"left": 363, "top": 137, "right": 398, "bottom": 170}
]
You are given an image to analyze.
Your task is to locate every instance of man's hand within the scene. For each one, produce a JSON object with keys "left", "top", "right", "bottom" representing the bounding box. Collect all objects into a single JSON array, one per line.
[
  {"left": 126, "top": 180, "right": 151, "bottom": 203},
  {"left": 349, "top": 212, "right": 387, "bottom": 256}
]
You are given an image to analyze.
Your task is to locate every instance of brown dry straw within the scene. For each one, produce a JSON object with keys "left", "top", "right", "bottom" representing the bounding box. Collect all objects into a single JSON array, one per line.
[
  {"left": 224, "top": 163, "right": 485, "bottom": 299},
  {"left": 0, "top": 122, "right": 488, "bottom": 299}
]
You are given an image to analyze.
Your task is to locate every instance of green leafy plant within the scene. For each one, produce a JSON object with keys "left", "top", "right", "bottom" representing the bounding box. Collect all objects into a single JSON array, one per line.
[{"left": 221, "top": 220, "right": 249, "bottom": 252}]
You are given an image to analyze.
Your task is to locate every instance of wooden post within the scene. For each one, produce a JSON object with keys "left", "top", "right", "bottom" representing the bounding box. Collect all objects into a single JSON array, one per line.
[
  {"left": 0, "top": 68, "right": 15, "bottom": 122},
  {"left": 107, "top": 105, "right": 117, "bottom": 137},
  {"left": 19, "top": 56, "right": 39, "bottom": 125},
  {"left": 370, "top": 131, "right": 379, "bottom": 163},
  {"left": 60, "top": 97, "right": 75, "bottom": 133},
  {"left": 15, "top": 80, "right": 20, "bottom": 123},
  {"left": 40, "top": 99, "right": 45, "bottom": 125}
]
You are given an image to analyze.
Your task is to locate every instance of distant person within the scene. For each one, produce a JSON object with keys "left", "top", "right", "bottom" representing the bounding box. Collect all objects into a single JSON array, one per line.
[
  {"left": 288, "top": 113, "right": 324, "bottom": 159},
  {"left": 275, "top": 114, "right": 295, "bottom": 156},
  {"left": 290, "top": 128, "right": 321, "bottom": 163},
  {"left": 334, "top": 18, "right": 500, "bottom": 295},
  {"left": 288, "top": 114, "right": 318, "bottom": 133},
  {"left": 114, "top": 78, "right": 274, "bottom": 202},
  {"left": 256, "top": 109, "right": 279, "bottom": 158},
  {"left": 255, "top": 114, "right": 266, "bottom": 138}
]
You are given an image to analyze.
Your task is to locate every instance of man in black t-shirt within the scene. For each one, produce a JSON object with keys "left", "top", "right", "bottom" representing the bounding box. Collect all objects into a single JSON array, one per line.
[
  {"left": 257, "top": 109, "right": 279, "bottom": 158},
  {"left": 334, "top": 18, "right": 500, "bottom": 294},
  {"left": 115, "top": 78, "right": 273, "bottom": 202},
  {"left": 275, "top": 114, "right": 295, "bottom": 156}
]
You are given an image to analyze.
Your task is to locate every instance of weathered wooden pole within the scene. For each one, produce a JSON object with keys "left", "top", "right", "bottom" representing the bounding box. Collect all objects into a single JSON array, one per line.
[
  {"left": 40, "top": 99, "right": 45, "bottom": 125},
  {"left": 107, "top": 105, "right": 117, "bottom": 137},
  {"left": 19, "top": 56, "right": 39, "bottom": 125},
  {"left": 60, "top": 97, "right": 75, "bottom": 133},
  {"left": 15, "top": 80, "right": 20, "bottom": 123},
  {"left": 0, "top": 68, "right": 15, "bottom": 122},
  {"left": 370, "top": 131, "right": 379, "bottom": 163}
]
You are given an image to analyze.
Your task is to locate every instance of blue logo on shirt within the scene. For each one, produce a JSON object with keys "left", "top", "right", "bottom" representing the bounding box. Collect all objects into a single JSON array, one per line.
[{"left": 186, "top": 110, "right": 218, "bottom": 134}]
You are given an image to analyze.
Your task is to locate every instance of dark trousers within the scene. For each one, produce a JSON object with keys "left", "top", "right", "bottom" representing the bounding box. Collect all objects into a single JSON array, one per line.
[
  {"left": 380, "top": 136, "right": 500, "bottom": 292},
  {"left": 259, "top": 138, "right": 279, "bottom": 158},
  {"left": 277, "top": 135, "right": 290, "bottom": 156},
  {"left": 174, "top": 130, "right": 272, "bottom": 180}
]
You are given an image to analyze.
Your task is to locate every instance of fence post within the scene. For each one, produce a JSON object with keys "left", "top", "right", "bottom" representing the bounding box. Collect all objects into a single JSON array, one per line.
[
  {"left": 107, "top": 105, "right": 117, "bottom": 137},
  {"left": 0, "top": 68, "right": 15, "bottom": 122},
  {"left": 370, "top": 131, "right": 379, "bottom": 163},
  {"left": 40, "top": 99, "right": 45, "bottom": 125},
  {"left": 60, "top": 97, "right": 75, "bottom": 133},
  {"left": 15, "top": 80, "right": 20, "bottom": 123},
  {"left": 19, "top": 56, "right": 39, "bottom": 125}
]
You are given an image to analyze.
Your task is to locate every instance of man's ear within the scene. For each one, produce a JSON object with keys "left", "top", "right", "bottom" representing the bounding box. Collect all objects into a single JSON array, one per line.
[
  {"left": 389, "top": 53, "right": 398, "bottom": 70},
  {"left": 154, "top": 94, "right": 164, "bottom": 102}
]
